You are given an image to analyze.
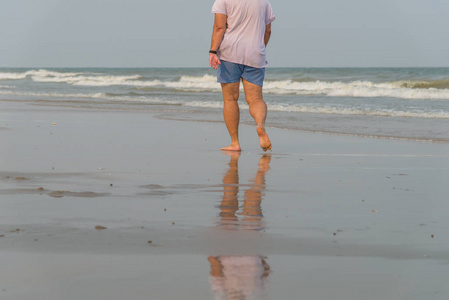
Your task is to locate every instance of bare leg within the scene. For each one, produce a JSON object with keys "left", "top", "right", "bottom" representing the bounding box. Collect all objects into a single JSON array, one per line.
[
  {"left": 220, "top": 82, "right": 241, "bottom": 151},
  {"left": 242, "top": 79, "right": 272, "bottom": 151},
  {"left": 208, "top": 256, "right": 223, "bottom": 277},
  {"left": 219, "top": 151, "right": 240, "bottom": 228},
  {"left": 241, "top": 154, "right": 271, "bottom": 230}
]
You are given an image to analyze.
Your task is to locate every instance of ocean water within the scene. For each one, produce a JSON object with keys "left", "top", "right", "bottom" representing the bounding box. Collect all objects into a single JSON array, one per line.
[{"left": 1, "top": 67, "right": 448, "bottom": 142}]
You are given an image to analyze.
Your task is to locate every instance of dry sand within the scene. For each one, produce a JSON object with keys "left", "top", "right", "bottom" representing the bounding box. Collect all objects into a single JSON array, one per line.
[{"left": 1, "top": 101, "right": 449, "bottom": 299}]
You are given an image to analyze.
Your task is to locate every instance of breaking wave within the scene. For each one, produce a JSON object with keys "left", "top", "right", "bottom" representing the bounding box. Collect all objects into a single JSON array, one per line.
[
  {"left": 2, "top": 69, "right": 449, "bottom": 100},
  {"left": 263, "top": 80, "right": 449, "bottom": 100}
]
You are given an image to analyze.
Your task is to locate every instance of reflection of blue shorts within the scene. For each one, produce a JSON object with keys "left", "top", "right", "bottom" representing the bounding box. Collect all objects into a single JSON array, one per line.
[{"left": 217, "top": 60, "right": 265, "bottom": 87}]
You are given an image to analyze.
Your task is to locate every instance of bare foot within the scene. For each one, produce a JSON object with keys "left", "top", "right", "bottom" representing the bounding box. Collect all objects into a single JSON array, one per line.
[
  {"left": 221, "top": 150, "right": 242, "bottom": 157},
  {"left": 256, "top": 125, "right": 272, "bottom": 152},
  {"left": 258, "top": 154, "right": 272, "bottom": 171},
  {"left": 221, "top": 144, "right": 241, "bottom": 151}
]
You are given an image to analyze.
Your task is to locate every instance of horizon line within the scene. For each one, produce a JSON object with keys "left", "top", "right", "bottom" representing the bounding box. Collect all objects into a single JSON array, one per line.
[{"left": 1, "top": 66, "right": 449, "bottom": 69}]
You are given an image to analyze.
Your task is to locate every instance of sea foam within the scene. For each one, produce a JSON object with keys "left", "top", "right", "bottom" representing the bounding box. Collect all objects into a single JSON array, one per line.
[
  {"left": 263, "top": 80, "right": 449, "bottom": 100},
  {"left": 3, "top": 69, "right": 449, "bottom": 100},
  {"left": 266, "top": 104, "right": 449, "bottom": 119}
]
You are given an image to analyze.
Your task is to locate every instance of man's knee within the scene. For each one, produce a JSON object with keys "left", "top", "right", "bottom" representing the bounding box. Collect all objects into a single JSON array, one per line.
[
  {"left": 221, "top": 82, "right": 240, "bottom": 102},
  {"left": 223, "top": 93, "right": 239, "bottom": 102},
  {"left": 244, "top": 91, "right": 263, "bottom": 105}
]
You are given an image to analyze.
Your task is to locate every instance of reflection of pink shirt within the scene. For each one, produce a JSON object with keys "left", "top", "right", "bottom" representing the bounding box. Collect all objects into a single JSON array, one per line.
[
  {"left": 209, "top": 256, "right": 270, "bottom": 300},
  {"left": 211, "top": 0, "right": 275, "bottom": 68}
]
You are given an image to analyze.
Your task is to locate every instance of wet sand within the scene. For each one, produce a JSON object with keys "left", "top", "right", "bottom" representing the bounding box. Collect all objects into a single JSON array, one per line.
[{"left": 1, "top": 101, "right": 449, "bottom": 299}]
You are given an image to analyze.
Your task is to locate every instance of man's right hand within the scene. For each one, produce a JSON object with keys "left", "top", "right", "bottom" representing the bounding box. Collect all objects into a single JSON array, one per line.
[{"left": 209, "top": 54, "right": 221, "bottom": 70}]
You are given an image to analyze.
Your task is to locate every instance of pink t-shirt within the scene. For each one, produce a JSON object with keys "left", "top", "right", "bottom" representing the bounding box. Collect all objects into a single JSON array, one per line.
[{"left": 211, "top": 0, "right": 275, "bottom": 68}]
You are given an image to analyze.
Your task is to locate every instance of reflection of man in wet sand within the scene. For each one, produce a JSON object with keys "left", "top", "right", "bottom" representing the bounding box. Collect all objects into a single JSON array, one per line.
[
  {"left": 219, "top": 152, "right": 271, "bottom": 231},
  {"left": 209, "top": 153, "right": 272, "bottom": 299}
]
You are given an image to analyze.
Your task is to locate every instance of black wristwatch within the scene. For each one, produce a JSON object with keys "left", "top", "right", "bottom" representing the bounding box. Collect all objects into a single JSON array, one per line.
[{"left": 209, "top": 50, "right": 218, "bottom": 54}]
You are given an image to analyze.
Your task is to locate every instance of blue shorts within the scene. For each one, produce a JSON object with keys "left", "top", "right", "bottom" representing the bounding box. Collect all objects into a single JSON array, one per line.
[{"left": 217, "top": 60, "right": 265, "bottom": 87}]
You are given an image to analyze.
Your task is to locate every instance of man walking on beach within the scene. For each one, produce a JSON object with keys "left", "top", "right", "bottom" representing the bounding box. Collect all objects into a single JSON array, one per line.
[{"left": 209, "top": 0, "right": 275, "bottom": 152}]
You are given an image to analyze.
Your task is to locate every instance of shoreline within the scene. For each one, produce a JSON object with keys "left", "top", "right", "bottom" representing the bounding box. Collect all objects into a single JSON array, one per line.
[{"left": 2, "top": 97, "right": 449, "bottom": 143}]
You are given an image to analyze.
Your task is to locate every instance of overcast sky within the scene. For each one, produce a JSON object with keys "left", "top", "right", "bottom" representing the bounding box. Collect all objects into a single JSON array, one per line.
[{"left": 1, "top": 0, "right": 448, "bottom": 68}]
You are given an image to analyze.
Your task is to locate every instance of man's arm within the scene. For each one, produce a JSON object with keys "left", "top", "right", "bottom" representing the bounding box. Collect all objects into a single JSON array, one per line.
[
  {"left": 264, "top": 23, "right": 272, "bottom": 47},
  {"left": 209, "top": 13, "right": 227, "bottom": 69}
]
